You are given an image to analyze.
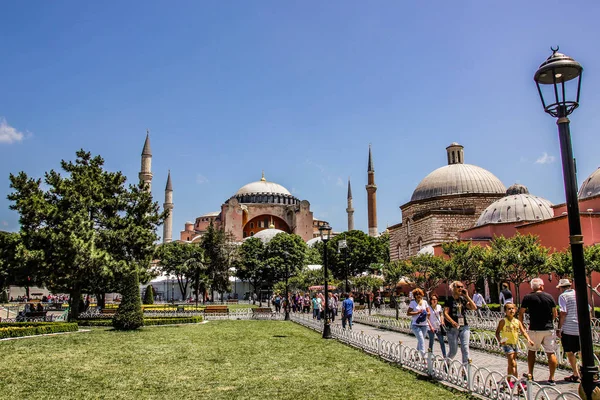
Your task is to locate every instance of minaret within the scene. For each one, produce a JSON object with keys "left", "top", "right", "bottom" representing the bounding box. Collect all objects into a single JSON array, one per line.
[
  {"left": 163, "top": 170, "right": 174, "bottom": 243},
  {"left": 139, "top": 131, "right": 153, "bottom": 192},
  {"left": 346, "top": 178, "right": 354, "bottom": 231},
  {"left": 366, "top": 144, "right": 378, "bottom": 236}
]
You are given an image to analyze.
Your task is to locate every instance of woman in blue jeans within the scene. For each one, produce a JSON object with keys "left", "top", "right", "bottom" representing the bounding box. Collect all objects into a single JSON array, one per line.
[
  {"left": 407, "top": 288, "right": 430, "bottom": 354},
  {"left": 427, "top": 294, "right": 447, "bottom": 357}
]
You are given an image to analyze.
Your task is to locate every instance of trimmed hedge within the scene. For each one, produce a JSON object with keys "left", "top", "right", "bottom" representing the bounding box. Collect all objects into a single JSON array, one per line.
[
  {"left": 76, "top": 316, "right": 203, "bottom": 327},
  {"left": 0, "top": 322, "right": 78, "bottom": 339}
]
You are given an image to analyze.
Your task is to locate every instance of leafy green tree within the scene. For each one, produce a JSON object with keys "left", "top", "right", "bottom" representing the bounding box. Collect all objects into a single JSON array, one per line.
[
  {"left": 7, "top": 150, "right": 164, "bottom": 320},
  {"left": 407, "top": 254, "right": 447, "bottom": 296},
  {"left": 266, "top": 232, "right": 307, "bottom": 287},
  {"left": 353, "top": 275, "right": 384, "bottom": 293},
  {"left": 113, "top": 271, "right": 144, "bottom": 330},
  {"left": 201, "top": 222, "right": 231, "bottom": 300},
  {"left": 550, "top": 244, "right": 600, "bottom": 306},
  {"left": 304, "top": 245, "right": 322, "bottom": 265},
  {"left": 487, "top": 234, "right": 550, "bottom": 304},
  {"left": 143, "top": 284, "right": 155, "bottom": 305},
  {"left": 441, "top": 241, "right": 488, "bottom": 286},
  {"left": 235, "top": 237, "right": 266, "bottom": 304},
  {"left": 327, "top": 230, "right": 385, "bottom": 280}
]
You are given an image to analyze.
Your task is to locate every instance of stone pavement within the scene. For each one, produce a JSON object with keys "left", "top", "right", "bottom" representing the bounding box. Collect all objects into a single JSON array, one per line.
[{"left": 328, "top": 317, "right": 580, "bottom": 396}]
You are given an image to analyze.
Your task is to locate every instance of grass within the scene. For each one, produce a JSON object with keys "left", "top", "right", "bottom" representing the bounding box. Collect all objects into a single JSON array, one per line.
[{"left": 0, "top": 321, "right": 468, "bottom": 400}]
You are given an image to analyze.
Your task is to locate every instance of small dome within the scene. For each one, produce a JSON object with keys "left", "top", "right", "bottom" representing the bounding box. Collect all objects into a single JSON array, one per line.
[
  {"left": 417, "top": 245, "right": 434, "bottom": 255},
  {"left": 579, "top": 167, "right": 600, "bottom": 200},
  {"left": 245, "top": 228, "right": 286, "bottom": 244},
  {"left": 411, "top": 164, "right": 506, "bottom": 202},
  {"left": 506, "top": 184, "right": 529, "bottom": 195},
  {"left": 476, "top": 193, "right": 553, "bottom": 226}
]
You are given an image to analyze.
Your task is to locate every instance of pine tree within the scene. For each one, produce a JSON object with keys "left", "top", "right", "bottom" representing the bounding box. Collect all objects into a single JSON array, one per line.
[
  {"left": 113, "top": 270, "right": 144, "bottom": 330},
  {"left": 143, "top": 284, "right": 154, "bottom": 305}
]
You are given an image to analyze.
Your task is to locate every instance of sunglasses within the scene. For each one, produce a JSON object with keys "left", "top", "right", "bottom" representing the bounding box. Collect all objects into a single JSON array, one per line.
[{"left": 455, "top": 285, "right": 464, "bottom": 289}]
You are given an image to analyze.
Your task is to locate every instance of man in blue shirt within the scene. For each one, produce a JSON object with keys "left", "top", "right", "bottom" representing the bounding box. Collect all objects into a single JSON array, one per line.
[{"left": 342, "top": 293, "right": 355, "bottom": 330}]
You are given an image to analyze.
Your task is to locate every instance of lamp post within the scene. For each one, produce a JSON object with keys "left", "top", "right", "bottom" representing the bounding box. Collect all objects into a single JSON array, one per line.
[
  {"left": 284, "top": 250, "right": 290, "bottom": 321},
  {"left": 319, "top": 224, "right": 332, "bottom": 339},
  {"left": 338, "top": 236, "right": 350, "bottom": 293},
  {"left": 534, "top": 47, "right": 599, "bottom": 400}
]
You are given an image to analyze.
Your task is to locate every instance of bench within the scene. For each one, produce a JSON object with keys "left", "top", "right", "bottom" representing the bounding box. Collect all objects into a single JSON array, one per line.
[
  {"left": 251, "top": 307, "right": 275, "bottom": 319},
  {"left": 226, "top": 300, "right": 239, "bottom": 304},
  {"left": 22, "top": 311, "right": 51, "bottom": 321},
  {"left": 204, "top": 305, "right": 229, "bottom": 314},
  {"left": 101, "top": 308, "right": 118, "bottom": 316}
]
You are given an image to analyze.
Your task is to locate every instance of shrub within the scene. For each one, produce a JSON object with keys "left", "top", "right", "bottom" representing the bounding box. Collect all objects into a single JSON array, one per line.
[
  {"left": 143, "top": 285, "right": 155, "bottom": 305},
  {"left": 112, "top": 271, "right": 144, "bottom": 330},
  {"left": 76, "top": 316, "right": 203, "bottom": 327},
  {"left": 0, "top": 322, "right": 78, "bottom": 339}
]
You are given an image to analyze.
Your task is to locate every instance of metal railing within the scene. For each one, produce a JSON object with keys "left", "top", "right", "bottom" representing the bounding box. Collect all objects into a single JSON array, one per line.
[{"left": 291, "top": 313, "right": 581, "bottom": 400}]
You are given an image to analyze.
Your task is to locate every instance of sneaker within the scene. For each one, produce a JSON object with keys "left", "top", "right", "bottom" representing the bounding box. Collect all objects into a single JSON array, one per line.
[{"left": 547, "top": 379, "right": 556, "bottom": 386}]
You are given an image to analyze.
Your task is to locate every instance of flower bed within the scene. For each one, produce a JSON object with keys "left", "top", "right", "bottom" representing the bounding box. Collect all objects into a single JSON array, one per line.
[
  {"left": 0, "top": 322, "right": 79, "bottom": 339},
  {"left": 76, "top": 316, "right": 203, "bottom": 327}
]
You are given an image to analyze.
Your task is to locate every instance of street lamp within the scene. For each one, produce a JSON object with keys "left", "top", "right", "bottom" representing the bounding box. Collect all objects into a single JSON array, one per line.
[
  {"left": 283, "top": 250, "right": 290, "bottom": 321},
  {"left": 534, "top": 47, "right": 599, "bottom": 400},
  {"left": 319, "top": 223, "right": 333, "bottom": 339}
]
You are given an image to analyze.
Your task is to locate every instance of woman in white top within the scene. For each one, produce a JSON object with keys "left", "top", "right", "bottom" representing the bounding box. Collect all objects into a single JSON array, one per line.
[
  {"left": 427, "top": 294, "right": 447, "bottom": 357},
  {"left": 407, "top": 288, "right": 430, "bottom": 353}
]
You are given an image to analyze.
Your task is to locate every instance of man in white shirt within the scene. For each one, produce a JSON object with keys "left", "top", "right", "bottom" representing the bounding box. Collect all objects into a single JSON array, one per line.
[
  {"left": 472, "top": 288, "right": 486, "bottom": 317},
  {"left": 557, "top": 279, "right": 583, "bottom": 383}
]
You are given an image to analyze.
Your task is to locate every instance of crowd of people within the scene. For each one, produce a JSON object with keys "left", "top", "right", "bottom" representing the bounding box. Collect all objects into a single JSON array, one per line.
[{"left": 9, "top": 294, "right": 69, "bottom": 303}]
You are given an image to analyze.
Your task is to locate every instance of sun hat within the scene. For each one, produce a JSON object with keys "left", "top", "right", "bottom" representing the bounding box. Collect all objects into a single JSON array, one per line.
[{"left": 556, "top": 278, "right": 572, "bottom": 288}]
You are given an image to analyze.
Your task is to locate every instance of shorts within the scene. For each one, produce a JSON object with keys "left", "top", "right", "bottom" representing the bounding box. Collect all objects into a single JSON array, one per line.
[
  {"left": 502, "top": 344, "right": 518, "bottom": 354},
  {"left": 527, "top": 330, "right": 556, "bottom": 353},
  {"left": 561, "top": 333, "right": 581, "bottom": 353}
]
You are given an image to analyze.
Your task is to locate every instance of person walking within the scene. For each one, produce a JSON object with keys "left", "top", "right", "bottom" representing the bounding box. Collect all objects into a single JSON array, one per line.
[
  {"left": 500, "top": 283, "right": 513, "bottom": 306},
  {"left": 556, "top": 279, "right": 582, "bottom": 383},
  {"left": 495, "top": 303, "right": 534, "bottom": 386},
  {"left": 518, "top": 277, "right": 558, "bottom": 385},
  {"left": 427, "top": 294, "right": 447, "bottom": 357},
  {"left": 444, "top": 281, "right": 477, "bottom": 364},
  {"left": 408, "top": 288, "right": 430, "bottom": 354},
  {"left": 472, "top": 288, "right": 487, "bottom": 317},
  {"left": 311, "top": 293, "right": 320, "bottom": 320},
  {"left": 342, "top": 293, "right": 354, "bottom": 329}
]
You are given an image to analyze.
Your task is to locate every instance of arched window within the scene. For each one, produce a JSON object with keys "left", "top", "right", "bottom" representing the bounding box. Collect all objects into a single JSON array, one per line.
[
  {"left": 250, "top": 232, "right": 254, "bottom": 236},
  {"left": 457, "top": 152, "right": 461, "bottom": 163},
  {"left": 452, "top": 152, "right": 456, "bottom": 164},
  {"left": 406, "top": 241, "right": 411, "bottom": 257},
  {"left": 406, "top": 219, "right": 411, "bottom": 236},
  {"left": 418, "top": 238, "right": 423, "bottom": 250},
  {"left": 250, "top": 222, "right": 254, "bottom": 229},
  {"left": 397, "top": 245, "right": 402, "bottom": 259}
]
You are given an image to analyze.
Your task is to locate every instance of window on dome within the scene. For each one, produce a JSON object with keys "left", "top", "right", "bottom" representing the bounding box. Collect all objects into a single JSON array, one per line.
[
  {"left": 250, "top": 222, "right": 254, "bottom": 229},
  {"left": 250, "top": 232, "right": 254, "bottom": 236},
  {"left": 243, "top": 232, "right": 247, "bottom": 238}
]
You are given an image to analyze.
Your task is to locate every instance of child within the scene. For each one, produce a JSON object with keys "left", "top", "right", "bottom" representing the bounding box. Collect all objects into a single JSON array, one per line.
[{"left": 495, "top": 303, "right": 534, "bottom": 384}]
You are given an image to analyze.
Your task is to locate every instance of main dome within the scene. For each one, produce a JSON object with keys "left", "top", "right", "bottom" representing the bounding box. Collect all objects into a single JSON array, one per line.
[
  {"left": 410, "top": 143, "right": 506, "bottom": 202},
  {"left": 411, "top": 164, "right": 506, "bottom": 202},
  {"left": 476, "top": 185, "right": 553, "bottom": 226},
  {"left": 235, "top": 172, "right": 291, "bottom": 196},
  {"left": 579, "top": 167, "right": 600, "bottom": 200}
]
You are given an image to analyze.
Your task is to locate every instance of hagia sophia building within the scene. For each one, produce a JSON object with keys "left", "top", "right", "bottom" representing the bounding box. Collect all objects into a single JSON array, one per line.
[
  {"left": 141, "top": 132, "right": 600, "bottom": 301},
  {"left": 138, "top": 134, "right": 379, "bottom": 246}
]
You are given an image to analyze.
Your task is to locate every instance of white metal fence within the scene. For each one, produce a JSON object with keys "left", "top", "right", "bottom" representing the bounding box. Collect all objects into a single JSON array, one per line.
[{"left": 291, "top": 313, "right": 581, "bottom": 400}]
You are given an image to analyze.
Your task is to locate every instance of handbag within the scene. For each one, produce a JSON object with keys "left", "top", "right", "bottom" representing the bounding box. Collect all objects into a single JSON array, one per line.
[{"left": 430, "top": 305, "right": 446, "bottom": 336}]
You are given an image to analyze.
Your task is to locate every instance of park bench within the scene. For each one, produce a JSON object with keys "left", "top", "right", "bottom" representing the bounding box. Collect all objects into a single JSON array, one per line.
[
  {"left": 251, "top": 307, "right": 275, "bottom": 319},
  {"left": 204, "top": 305, "right": 229, "bottom": 315},
  {"left": 226, "top": 300, "right": 239, "bottom": 304},
  {"left": 100, "top": 308, "right": 118, "bottom": 316},
  {"left": 22, "top": 311, "right": 51, "bottom": 321}
]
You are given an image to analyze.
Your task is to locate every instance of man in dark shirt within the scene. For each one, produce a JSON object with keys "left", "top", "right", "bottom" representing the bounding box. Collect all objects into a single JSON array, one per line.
[
  {"left": 519, "top": 277, "right": 558, "bottom": 385},
  {"left": 444, "top": 281, "right": 477, "bottom": 364}
]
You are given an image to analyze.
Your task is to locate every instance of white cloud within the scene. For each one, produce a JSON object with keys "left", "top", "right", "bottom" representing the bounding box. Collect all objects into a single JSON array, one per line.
[
  {"left": 535, "top": 152, "right": 556, "bottom": 164},
  {"left": 0, "top": 117, "right": 25, "bottom": 144},
  {"left": 196, "top": 174, "right": 209, "bottom": 184},
  {"left": 336, "top": 177, "right": 344, "bottom": 187},
  {"left": 1, "top": 221, "right": 8, "bottom": 227}
]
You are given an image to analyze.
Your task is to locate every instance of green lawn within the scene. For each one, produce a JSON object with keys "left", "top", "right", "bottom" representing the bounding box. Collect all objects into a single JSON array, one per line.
[{"left": 0, "top": 321, "right": 468, "bottom": 400}]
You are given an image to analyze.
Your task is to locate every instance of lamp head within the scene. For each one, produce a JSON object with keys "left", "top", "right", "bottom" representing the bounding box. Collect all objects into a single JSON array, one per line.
[
  {"left": 534, "top": 47, "right": 583, "bottom": 117},
  {"left": 319, "top": 224, "right": 332, "bottom": 242}
]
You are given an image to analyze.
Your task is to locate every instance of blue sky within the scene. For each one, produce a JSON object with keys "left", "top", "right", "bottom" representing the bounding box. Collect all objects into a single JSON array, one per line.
[{"left": 1, "top": 1, "right": 600, "bottom": 238}]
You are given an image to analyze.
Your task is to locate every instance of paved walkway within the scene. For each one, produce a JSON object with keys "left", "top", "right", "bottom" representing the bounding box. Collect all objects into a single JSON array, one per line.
[{"left": 330, "top": 317, "right": 579, "bottom": 395}]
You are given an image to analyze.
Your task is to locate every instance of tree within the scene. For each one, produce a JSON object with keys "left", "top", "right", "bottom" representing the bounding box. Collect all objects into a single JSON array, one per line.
[
  {"left": 266, "top": 233, "right": 307, "bottom": 287},
  {"left": 113, "top": 271, "right": 144, "bottom": 330},
  {"left": 304, "top": 245, "right": 322, "bottom": 266},
  {"left": 327, "top": 230, "right": 386, "bottom": 280},
  {"left": 407, "top": 254, "right": 447, "bottom": 296},
  {"left": 235, "top": 237, "right": 266, "bottom": 304},
  {"left": 201, "top": 222, "right": 231, "bottom": 300},
  {"left": 353, "top": 275, "right": 384, "bottom": 293},
  {"left": 441, "top": 241, "right": 487, "bottom": 286},
  {"left": 7, "top": 150, "right": 164, "bottom": 320},
  {"left": 487, "top": 234, "right": 550, "bottom": 305},
  {"left": 143, "top": 284, "right": 155, "bottom": 305},
  {"left": 550, "top": 244, "right": 600, "bottom": 306}
]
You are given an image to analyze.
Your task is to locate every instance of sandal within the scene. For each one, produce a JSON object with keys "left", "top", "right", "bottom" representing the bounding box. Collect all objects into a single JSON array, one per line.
[{"left": 564, "top": 375, "right": 580, "bottom": 382}]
